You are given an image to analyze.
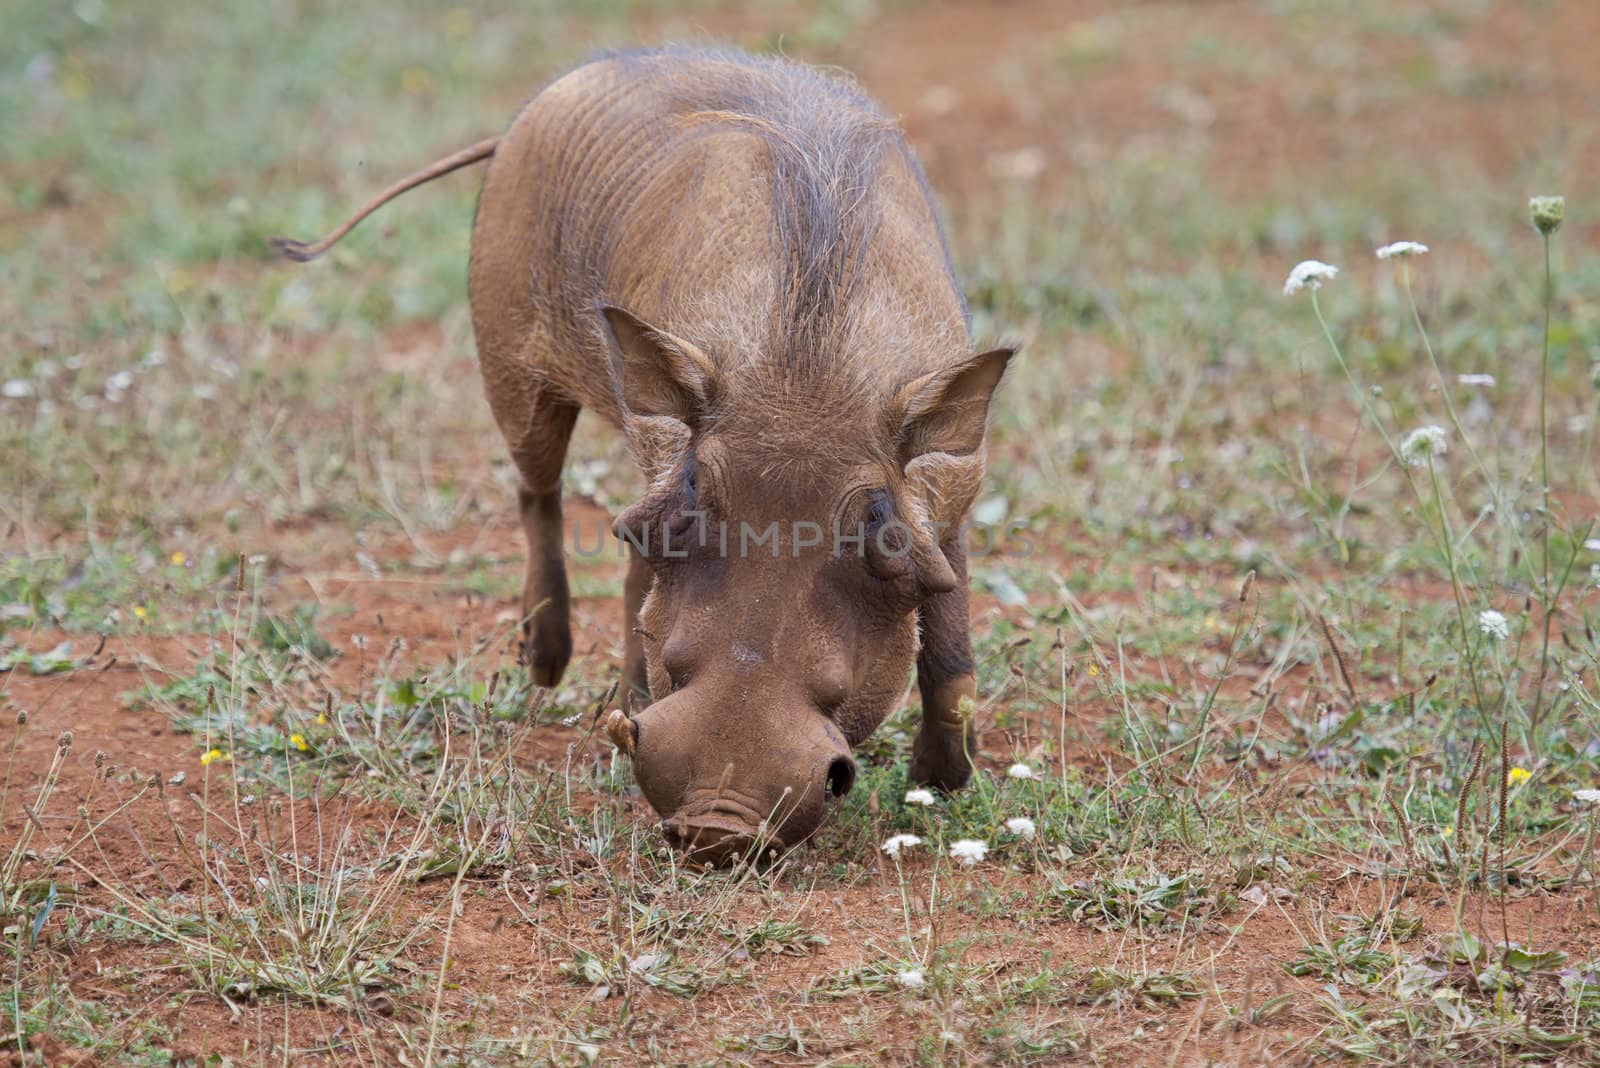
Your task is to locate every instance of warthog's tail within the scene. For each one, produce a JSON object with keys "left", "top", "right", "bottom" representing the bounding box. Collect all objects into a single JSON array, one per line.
[{"left": 268, "top": 136, "right": 499, "bottom": 262}]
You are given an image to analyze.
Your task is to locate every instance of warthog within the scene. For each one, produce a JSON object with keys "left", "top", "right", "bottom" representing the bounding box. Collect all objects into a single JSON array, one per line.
[{"left": 274, "top": 46, "right": 1014, "bottom": 863}]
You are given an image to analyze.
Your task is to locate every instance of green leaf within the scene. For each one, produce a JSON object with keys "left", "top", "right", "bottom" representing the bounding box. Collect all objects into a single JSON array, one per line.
[
  {"left": 0, "top": 641, "right": 81, "bottom": 675},
  {"left": 1317, "top": 706, "right": 1365, "bottom": 747},
  {"left": 1447, "top": 931, "right": 1485, "bottom": 963},
  {"left": 28, "top": 882, "right": 58, "bottom": 948},
  {"left": 1502, "top": 945, "right": 1567, "bottom": 972}
]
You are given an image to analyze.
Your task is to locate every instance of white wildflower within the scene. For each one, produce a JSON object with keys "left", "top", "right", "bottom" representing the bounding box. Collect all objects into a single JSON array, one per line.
[
  {"left": 1004, "top": 817, "right": 1037, "bottom": 839},
  {"left": 881, "top": 834, "right": 923, "bottom": 857},
  {"left": 1006, "top": 762, "right": 1034, "bottom": 780},
  {"left": 2, "top": 379, "right": 33, "bottom": 399},
  {"left": 1478, "top": 609, "right": 1510, "bottom": 641},
  {"left": 1283, "top": 260, "right": 1339, "bottom": 296},
  {"left": 919, "top": 85, "right": 961, "bottom": 117},
  {"left": 1376, "top": 241, "right": 1429, "bottom": 260},
  {"left": 1399, "top": 425, "right": 1449, "bottom": 467},
  {"left": 989, "top": 146, "right": 1046, "bottom": 182},
  {"left": 105, "top": 370, "right": 134, "bottom": 393},
  {"left": 949, "top": 839, "right": 989, "bottom": 866},
  {"left": 1584, "top": 539, "right": 1600, "bottom": 553},
  {"left": 904, "top": 788, "right": 936, "bottom": 807},
  {"left": 1574, "top": 789, "right": 1600, "bottom": 806},
  {"left": 896, "top": 968, "right": 926, "bottom": 989},
  {"left": 1457, "top": 373, "right": 1495, "bottom": 387},
  {"left": 1529, "top": 195, "right": 1564, "bottom": 236}
]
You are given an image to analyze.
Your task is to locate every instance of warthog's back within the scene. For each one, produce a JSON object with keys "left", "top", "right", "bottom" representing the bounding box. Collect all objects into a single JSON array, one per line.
[{"left": 469, "top": 46, "right": 972, "bottom": 431}]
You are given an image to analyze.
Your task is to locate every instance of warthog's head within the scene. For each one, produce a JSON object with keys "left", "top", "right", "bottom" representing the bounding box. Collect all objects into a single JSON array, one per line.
[{"left": 599, "top": 307, "right": 1012, "bottom": 863}]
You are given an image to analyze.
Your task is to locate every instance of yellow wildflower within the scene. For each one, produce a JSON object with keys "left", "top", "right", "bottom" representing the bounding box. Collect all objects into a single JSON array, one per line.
[
  {"left": 290, "top": 733, "right": 309, "bottom": 752},
  {"left": 1507, "top": 767, "right": 1531, "bottom": 787},
  {"left": 1087, "top": 664, "right": 1100, "bottom": 677},
  {"left": 401, "top": 66, "right": 432, "bottom": 96},
  {"left": 170, "top": 550, "right": 187, "bottom": 566},
  {"left": 315, "top": 714, "right": 328, "bottom": 725},
  {"left": 200, "top": 748, "right": 224, "bottom": 766},
  {"left": 444, "top": 8, "right": 473, "bottom": 38},
  {"left": 61, "top": 69, "right": 92, "bottom": 101},
  {"left": 1441, "top": 826, "right": 1454, "bottom": 839},
  {"left": 132, "top": 605, "right": 147, "bottom": 619}
]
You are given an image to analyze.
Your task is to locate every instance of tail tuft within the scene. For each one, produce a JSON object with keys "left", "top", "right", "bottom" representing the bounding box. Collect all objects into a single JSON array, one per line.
[
  {"left": 263, "top": 136, "right": 497, "bottom": 267},
  {"left": 267, "top": 236, "right": 323, "bottom": 262}
]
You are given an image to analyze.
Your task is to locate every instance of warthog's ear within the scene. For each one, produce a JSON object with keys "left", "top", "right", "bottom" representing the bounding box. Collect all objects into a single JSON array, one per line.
[
  {"left": 891, "top": 346, "right": 1015, "bottom": 462},
  {"left": 601, "top": 306, "right": 716, "bottom": 426},
  {"left": 890, "top": 346, "right": 1016, "bottom": 531}
]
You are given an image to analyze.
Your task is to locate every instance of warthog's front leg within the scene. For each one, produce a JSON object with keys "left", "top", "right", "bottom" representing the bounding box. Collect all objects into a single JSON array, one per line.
[{"left": 621, "top": 547, "right": 652, "bottom": 711}]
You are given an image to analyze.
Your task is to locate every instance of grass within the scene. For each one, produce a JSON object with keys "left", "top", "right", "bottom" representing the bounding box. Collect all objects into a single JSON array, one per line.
[{"left": 5, "top": 0, "right": 1600, "bottom": 1062}]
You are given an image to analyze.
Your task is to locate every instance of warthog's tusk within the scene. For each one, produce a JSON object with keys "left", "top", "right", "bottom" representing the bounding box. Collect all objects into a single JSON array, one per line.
[{"left": 603, "top": 708, "right": 635, "bottom": 756}]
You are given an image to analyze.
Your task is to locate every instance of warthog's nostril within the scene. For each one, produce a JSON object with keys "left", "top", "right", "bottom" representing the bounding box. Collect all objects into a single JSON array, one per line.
[{"left": 826, "top": 756, "right": 857, "bottom": 798}]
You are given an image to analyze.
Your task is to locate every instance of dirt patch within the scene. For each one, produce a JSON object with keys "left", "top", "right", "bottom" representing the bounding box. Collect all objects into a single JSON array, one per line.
[{"left": 843, "top": 0, "right": 1600, "bottom": 209}]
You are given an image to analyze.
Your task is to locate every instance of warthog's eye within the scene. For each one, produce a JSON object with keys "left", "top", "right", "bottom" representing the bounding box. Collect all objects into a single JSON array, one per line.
[
  {"left": 861, "top": 490, "right": 915, "bottom": 588},
  {"left": 864, "top": 492, "right": 891, "bottom": 539},
  {"left": 863, "top": 491, "right": 907, "bottom": 555},
  {"left": 681, "top": 455, "right": 698, "bottom": 508},
  {"left": 664, "top": 452, "right": 701, "bottom": 541},
  {"left": 617, "top": 451, "right": 706, "bottom": 564}
]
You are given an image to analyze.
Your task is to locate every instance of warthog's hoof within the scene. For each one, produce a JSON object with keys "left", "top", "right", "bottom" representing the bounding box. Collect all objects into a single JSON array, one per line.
[
  {"left": 911, "top": 678, "right": 978, "bottom": 790},
  {"left": 521, "top": 619, "right": 572, "bottom": 688},
  {"left": 910, "top": 723, "right": 975, "bottom": 791}
]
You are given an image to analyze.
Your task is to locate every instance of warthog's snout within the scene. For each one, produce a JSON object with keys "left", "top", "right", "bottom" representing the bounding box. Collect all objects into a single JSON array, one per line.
[
  {"left": 661, "top": 812, "right": 771, "bottom": 866},
  {"left": 618, "top": 691, "right": 858, "bottom": 864}
]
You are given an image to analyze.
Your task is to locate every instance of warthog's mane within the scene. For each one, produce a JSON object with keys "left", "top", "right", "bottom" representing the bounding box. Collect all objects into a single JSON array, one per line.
[{"left": 597, "top": 46, "right": 969, "bottom": 382}]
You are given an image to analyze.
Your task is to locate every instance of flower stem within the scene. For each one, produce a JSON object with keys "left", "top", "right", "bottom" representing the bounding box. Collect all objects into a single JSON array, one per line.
[
  {"left": 1308, "top": 289, "right": 1492, "bottom": 736},
  {"left": 1529, "top": 233, "right": 1556, "bottom": 746},
  {"left": 1311, "top": 290, "right": 1429, "bottom": 511},
  {"left": 1311, "top": 291, "right": 1404, "bottom": 467},
  {"left": 1428, "top": 459, "right": 1494, "bottom": 736},
  {"left": 1401, "top": 268, "right": 1506, "bottom": 531}
]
